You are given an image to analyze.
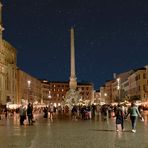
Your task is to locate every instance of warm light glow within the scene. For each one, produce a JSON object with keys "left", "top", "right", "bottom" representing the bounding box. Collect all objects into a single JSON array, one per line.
[
  {"left": 48, "top": 91, "right": 51, "bottom": 98},
  {"left": 104, "top": 93, "right": 107, "bottom": 97},
  {"left": 27, "top": 80, "right": 31, "bottom": 87},
  {"left": 117, "top": 78, "right": 120, "bottom": 90},
  {"left": 117, "top": 78, "right": 120, "bottom": 82},
  {"left": 48, "top": 95, "right": 51, "bottom": 98},
  {"left": 117, "top": 85, "right": 120, "bottom": 90}
]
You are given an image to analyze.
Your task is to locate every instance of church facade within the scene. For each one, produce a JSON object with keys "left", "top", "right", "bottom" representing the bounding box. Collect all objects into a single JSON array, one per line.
[{"left": 0, "top": 3, "right": 17, "bottom": 105}]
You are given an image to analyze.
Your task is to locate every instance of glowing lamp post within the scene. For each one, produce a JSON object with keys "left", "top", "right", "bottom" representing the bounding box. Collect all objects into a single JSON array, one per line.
[
  {"left": 117, "top": 78, "right": 121, "bottom": 101},
  {"left": 27, "top": 80, "right": 31, "bottom": 103},
  {"left": 48, "top": 91, "right": 51, "bottom": 105},
  {"left": 104, "top": 93, "right": 107, "bottom": 103}
]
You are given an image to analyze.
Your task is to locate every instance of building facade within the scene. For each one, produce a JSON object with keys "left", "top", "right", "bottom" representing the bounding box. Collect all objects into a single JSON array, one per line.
[
  {"left": 100, "top": 68, "right": 148, "bottom": 103},
  {"left": 16, "top": 69, "right": 42, "bottom": 104},
  {"left": 99, "top": 86, "right": 106, "bottom": 104},
  {"left": 77, "top": 83, "right": 94, "bottom": 104},
  {"left": 0, "top": 3, "right": 17, "bottom": 105},
  {"left": 48, "top": 82, "right": 69, "bottom": 106},
  {"left": 145, "top": 65, "right": 148, "bottom": 101},
  {"left": 94, "top": 90, "right": 101, "bottom": 104},
  {"left": 104, "top": 80, "right": 114, "bottom": 103},
  {"left": 128, "top": 68, "right": 147, "bottom": 101},
  {"left": 40, "top": 81, "right": 94, "bottom": 106}
]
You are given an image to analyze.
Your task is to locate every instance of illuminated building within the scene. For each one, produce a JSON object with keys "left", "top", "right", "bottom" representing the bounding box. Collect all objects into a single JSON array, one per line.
[
  {"left": 16, "top": 69, "right": 41, "bottom": 104},
  {"left": 0, "top": 2, "right": 17, "bottom": 104},
  {"left": 41, "top": 80, "right": 93, "bottom": 106}
]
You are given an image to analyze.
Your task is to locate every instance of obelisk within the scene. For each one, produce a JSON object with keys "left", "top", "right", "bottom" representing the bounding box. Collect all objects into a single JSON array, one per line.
[
  {"left": 65, "top": 27, "right": 80, "bottom": 108},
  {"left": 69, "top": 27, "right": 77, "bottom": 90}
]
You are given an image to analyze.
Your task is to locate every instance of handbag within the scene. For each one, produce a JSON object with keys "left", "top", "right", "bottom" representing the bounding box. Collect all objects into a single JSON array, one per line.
[{"left": 140, "top": 117, "right": 144, "bottom": 122}]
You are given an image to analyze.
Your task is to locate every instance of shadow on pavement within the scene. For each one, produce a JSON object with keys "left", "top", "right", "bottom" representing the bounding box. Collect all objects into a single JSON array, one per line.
[{"left": 92, "top": 129, "right": 132, "bottom": 133}]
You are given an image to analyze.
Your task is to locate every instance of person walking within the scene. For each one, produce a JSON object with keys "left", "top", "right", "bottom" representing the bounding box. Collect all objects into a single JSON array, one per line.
[
  {"left": 19, "top": 105, "right": 26, "bottom": 125},
  {"left": 71, "top": 105, "right": 78, "bottom": 121},
  {"left": 115, "top": 104, "right": 124, "bottom": 132},
  {"left": 4, "top": 106, "right": 8, "bottom": 119},
  {"left": 27, "top": 103, "right": 33, "bottom": 125},
  {"left": 43, "top": 106, "right": 48, "bottom": 118},
  {"left": 126, "top": 101, "right": 142, "bottom": 133},
  {"left": 49, "top": 104, "right": 54, "bottom": 121}
]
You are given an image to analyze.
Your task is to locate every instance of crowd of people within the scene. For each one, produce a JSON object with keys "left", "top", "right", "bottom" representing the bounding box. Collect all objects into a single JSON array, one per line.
[{"left": 0, "top": 101, "right": 145, "bottom": 133}]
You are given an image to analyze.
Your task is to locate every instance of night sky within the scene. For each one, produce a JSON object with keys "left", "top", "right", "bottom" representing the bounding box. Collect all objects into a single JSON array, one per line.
[{"left": 1, "top": 0, "right": 148, "bottom": 89}]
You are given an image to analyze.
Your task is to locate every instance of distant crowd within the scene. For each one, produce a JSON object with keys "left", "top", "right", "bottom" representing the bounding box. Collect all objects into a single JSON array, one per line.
[{"left": 0, "top": 101, "right": 145, "bottom": 133}]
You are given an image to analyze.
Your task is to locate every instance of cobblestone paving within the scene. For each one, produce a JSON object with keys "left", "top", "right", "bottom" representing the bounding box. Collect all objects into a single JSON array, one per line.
[{"left": 0, "top": 113, "right": 148, "bottom": 148}]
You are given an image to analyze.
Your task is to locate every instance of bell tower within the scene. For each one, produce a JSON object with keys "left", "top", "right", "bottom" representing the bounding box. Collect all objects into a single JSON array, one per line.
[{"left": 0, "top": 2, "right": 4, "bottom": 47}]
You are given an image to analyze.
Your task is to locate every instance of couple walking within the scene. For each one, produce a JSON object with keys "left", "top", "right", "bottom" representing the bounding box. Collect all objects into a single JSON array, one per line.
[
  {"left": 115, "top": 101, "right": 143, "bottom": 133},
  {"left": 20, "top": 103, "right": 33, "bottom": 125}
]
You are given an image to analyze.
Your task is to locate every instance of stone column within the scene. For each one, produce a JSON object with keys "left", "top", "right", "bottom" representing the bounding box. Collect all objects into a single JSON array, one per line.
[
  {"left": 65, "top": 27, "right": 80, "bottom": 108},
  {"left": 69, "top": 27, "right": 77, "bottom": 90}
]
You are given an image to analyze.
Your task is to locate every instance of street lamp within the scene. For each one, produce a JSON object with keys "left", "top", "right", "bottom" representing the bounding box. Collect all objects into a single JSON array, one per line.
[
  {"left": 104, "top": 93, "right": 107, "bottom": 103},
  {"left": 117, "top": 78, "right": 120, "bottom": 101},
  {"left": 27, "top": 80, "right": 31, "bottom": 103},
  {"left": 48, "top": 91, "right": 51, "bottom": 105}
]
